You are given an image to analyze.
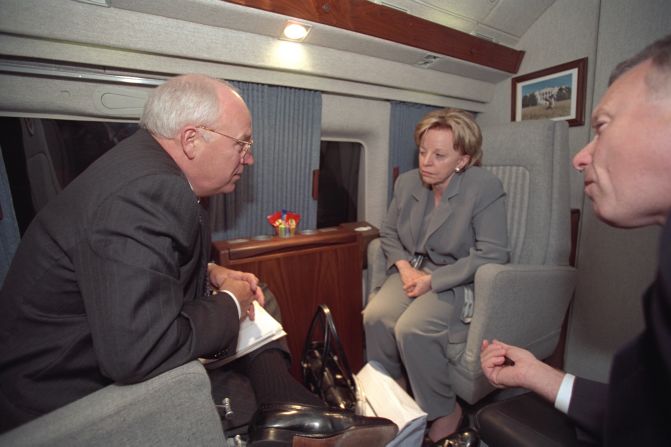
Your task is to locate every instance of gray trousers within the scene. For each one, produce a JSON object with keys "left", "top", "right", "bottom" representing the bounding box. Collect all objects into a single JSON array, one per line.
[{"left": 362, "top": 273, "right": 465, "bottom": 420}]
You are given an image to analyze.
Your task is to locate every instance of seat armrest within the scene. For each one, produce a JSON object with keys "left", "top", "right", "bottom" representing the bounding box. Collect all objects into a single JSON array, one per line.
[
  {"left": 475, "top": 392, "right": 596, "bottom": 447},
  {"left": 0, "top": 361, "right": 226, "bottom": 447},
  {"left": 449, "top": 263, "right": 576, "bottom": 404},
  {"left": 366, "top": 238, "right": 387, "bottom": 301},
  {"left": 463, "top": 263, "right": 577, "bottom": 368}
]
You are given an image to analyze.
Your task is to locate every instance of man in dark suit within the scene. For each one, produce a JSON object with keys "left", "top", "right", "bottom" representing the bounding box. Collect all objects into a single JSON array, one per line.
[
  {"left": 0, "top": 75, "right": 396, "bottom": 446},
  {"left": 0, "top": 74, "right": 293, "bottom": 428},
  {"left": 480, "top": 34, "right": 671, "bottom": 445}
]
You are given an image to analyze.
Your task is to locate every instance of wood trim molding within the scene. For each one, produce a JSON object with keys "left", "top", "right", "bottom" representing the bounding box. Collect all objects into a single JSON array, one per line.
[
  {"left": 223, "top": 0, "right": 525, "bottom": 74},
  {"left": 312, "top": 169, "right": 319, "bottom": 200}
]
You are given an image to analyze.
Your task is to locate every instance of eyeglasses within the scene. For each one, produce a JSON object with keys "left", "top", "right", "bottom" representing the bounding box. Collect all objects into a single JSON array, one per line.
[{"left": 197, "top": 125, "right": 254, "bottom": 160}]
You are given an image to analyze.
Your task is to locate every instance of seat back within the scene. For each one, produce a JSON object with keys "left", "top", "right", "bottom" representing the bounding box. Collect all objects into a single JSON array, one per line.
[
  {"left": 20, "top": 118, "right": 69, "bottom": 213},
  {"left": 480, "top": 119, "right": 571, "bottom": 267},
  {"left": 1, "top": 146, "right": 21, "bottom": 287},
  {"left": 445, "top": 119, "right": 574, "bottom": 404}
]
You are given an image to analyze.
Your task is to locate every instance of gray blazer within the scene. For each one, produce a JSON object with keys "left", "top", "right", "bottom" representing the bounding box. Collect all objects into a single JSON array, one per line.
[{"left": 380, "top": 167, "right": 509, "bottom": 339}]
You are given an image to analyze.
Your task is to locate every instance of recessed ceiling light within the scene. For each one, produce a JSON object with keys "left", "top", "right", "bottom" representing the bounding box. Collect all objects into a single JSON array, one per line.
[{"left": 281, "top": 21, "right": 311, "bottom": 41}]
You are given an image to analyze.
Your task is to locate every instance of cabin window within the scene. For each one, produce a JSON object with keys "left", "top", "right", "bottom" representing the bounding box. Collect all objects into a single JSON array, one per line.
[
  {"left": 1, "top": 118, "right": 364, "bottom": 236},
  {"left": 317, "top": 140, "right": 362, "bottom": 228},
  {"left": 0, "top": 117, "right": 138, "bottom": 233}
]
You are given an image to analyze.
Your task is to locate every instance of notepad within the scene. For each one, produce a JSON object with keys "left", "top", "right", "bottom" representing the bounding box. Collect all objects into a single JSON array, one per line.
[{"left": 201, "top": 301, "right": 287, "bottom": 369}]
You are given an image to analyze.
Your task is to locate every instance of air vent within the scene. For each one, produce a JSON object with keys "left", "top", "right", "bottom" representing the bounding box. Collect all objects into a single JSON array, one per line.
[
  {"left": 73, "top": 0, "right": 111, "bottom": 6},
  {"left": 379, "top": 1, "right": 409, "bottom": 13},
  {"left": 415, "top": 54, "right": 440, "bottom": 68},
  {"left": 472, "top": 32, "right": 496, "bottom": 42}
]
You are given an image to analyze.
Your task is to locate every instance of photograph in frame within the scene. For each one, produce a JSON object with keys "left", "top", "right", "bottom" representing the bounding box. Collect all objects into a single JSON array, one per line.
[{"left": 511, "top": 58, "right": 588, "bottom": 127}]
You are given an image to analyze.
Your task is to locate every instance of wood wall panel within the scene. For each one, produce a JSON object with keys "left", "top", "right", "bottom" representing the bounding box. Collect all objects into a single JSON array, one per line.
[
  {"left": 223, "top": 0, "right": 524, "bottom": 73},
  {"left": 213, "top": 229, "right": 365, "bottom": 380}
]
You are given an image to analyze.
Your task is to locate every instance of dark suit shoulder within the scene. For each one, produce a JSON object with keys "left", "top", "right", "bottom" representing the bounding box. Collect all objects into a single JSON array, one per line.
[
  {"left": 30, "top": 130, "right": 197, "bottom": 259},
  {"left": 84, "top": 129, "right": 182, "bottom": 180},
  {"left": 62, "top": 130, "right": 190, "bottom": 209}
]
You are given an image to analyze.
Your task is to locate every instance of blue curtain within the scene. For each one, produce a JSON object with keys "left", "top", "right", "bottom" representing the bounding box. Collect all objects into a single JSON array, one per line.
[
  {"left": 387, "top": 101, "right": 438, "bottom": 204},
  {"left": 0, "top": 149, "right": 20, "bottom": 287},
  {"left": 210, "top": 82, "right": 322, "bottom": 240}
]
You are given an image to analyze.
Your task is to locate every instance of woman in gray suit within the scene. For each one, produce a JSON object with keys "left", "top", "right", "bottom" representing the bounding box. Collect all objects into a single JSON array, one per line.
[{"left": 363, "top": 108, "right": 509, "bottom": 443}]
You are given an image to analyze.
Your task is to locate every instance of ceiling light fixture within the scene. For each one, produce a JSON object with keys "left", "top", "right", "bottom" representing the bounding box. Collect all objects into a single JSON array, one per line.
[{"left": 281, "top": 21, "right": 311, "bottom": 41}]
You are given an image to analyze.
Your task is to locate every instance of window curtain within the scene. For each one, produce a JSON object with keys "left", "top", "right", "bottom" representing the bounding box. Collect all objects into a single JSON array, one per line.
[
  {"left": 388, "top": 101, "right": 438, "bottom": 204},
  {"left": 0, "top": 148, "right": 20, "bottom": 287},
  {"left": 209, "top": 82, "right": 321, "bottom": 240}
]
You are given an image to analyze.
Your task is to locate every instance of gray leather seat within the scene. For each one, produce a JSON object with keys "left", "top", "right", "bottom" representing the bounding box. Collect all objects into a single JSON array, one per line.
[
  {"left": 367, "top": 119, "right": 577, "bottom": 405},
  {"left": 0, "top": 360, "right": 227, "bottom": 446},
  {"left": 20, "top": 118, "right": 69, "bottom": 213},
  {"left": 0, "top": 146, "right": 20, "bottom": 286},
  {"left": 475, "top": 392, "right": 596, "bottom": 447}
]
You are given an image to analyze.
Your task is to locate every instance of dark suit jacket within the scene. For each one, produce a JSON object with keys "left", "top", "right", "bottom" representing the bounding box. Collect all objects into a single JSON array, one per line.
[
  {"left": 0, "top": 130, "right": 239, "bottom": 431},
  {"left": 380, "top": 167, "right": 509, "bottom": 341},
  {"left": 568, "top": 216, "right": 671, "bottom": 445}
]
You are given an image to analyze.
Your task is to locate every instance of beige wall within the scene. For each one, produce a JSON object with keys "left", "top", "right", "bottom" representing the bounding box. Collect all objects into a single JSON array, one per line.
[{"left": 477, "top": 0, "right": 600, "bottom": 210}]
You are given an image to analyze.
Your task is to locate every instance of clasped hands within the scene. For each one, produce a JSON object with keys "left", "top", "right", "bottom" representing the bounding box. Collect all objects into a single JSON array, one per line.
[
  {"left": 397, "top": 260, "right": 432, "bottom": 297},
  {"left": 208, "top": 263, "right": 265, "bottom": 322}
]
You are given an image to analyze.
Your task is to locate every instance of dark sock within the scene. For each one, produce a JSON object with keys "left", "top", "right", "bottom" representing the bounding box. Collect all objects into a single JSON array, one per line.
[{"left": 245, "top": 349, "right": 325, "bottom": 407}]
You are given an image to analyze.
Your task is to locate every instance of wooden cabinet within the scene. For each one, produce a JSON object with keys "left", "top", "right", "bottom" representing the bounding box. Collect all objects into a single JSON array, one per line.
[{"left": 212, "top": 224, "right": 377, "bottom": 380}]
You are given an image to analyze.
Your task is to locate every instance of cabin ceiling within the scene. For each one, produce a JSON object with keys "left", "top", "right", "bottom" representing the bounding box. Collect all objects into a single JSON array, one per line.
[
  {"left": 110, "top": 0, "right": 555, "bottom": 83},
  {"left": 0, "top": 0, "right": 555, "bottom": 111},
  {"left": 371, "top": 0, "right": 557, "bottom": 47}
]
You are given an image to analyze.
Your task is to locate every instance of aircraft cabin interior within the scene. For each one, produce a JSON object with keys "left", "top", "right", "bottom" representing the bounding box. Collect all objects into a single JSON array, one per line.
[{"left": 0, "top": 0, "right": 669, "bottom": 446}]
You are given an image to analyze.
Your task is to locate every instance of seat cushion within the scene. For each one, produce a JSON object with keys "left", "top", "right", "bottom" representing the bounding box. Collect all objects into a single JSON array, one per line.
[{"left": 0, "top": 360, "right": 226, "bottom": 447}]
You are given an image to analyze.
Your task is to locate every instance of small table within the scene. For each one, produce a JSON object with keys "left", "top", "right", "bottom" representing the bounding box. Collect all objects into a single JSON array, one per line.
[{"left": 211, "top": 222, "right": 379, "bottom": 380}]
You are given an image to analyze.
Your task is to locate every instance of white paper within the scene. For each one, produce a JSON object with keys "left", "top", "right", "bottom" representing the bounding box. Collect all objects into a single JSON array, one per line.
[
  {"left": 201, "top": 301, "right": 287, "bottom": 369},
  {"left": 356, "top": 361, "right": 428, "bottom": 447}
]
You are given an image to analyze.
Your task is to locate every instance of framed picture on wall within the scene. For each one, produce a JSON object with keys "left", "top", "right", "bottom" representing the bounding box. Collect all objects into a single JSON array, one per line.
[{"left": 511, "top": 57, "right": 588, "bottom": 127}]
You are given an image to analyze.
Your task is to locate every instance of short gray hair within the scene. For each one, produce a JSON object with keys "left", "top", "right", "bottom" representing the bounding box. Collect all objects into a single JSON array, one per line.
[
  {"left": 609, "top": 33, "right": 671, "bottom": 96},
  {"left": 140, "top": 74, "right": 235, "bottom": 138}
]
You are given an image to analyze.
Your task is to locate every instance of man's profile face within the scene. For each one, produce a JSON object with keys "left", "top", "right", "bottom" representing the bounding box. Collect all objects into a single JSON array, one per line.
[
  {"left": 573, "top": 60, "right": 671, "bottom": 227},
  {"left": 197, "top": 87, "right": 254, "bottom": 196}
]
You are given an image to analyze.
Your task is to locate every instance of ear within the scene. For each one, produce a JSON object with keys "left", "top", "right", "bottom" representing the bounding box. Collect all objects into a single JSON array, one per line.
[
  {"left": 181, "top": 127, "right": 200, "bottom": 160},
  {"left": 459, "top": 154, "right": 471, "bottom": 169}
]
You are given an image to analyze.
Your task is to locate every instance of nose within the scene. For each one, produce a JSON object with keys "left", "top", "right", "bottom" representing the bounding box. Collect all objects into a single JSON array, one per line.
[
  {"left": 573, "top": 140, "right": 593, "bottom": 172},
  {"left": 243, "top": 152, "right": 254, "bottom": 165}
]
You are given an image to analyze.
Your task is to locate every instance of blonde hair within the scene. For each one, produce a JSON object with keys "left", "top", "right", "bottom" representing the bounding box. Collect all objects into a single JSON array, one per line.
[{"left": 414, "top": 108, "right": 482, "bottom": 167}]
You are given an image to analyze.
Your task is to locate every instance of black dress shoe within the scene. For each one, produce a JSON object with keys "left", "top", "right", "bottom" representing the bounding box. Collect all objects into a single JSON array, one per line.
[
  {"left": 247, "top": 403, "right": 398, "bottom": 447},
  {"left": 424, "top": 429, "right": 480, "bottom": 447}
]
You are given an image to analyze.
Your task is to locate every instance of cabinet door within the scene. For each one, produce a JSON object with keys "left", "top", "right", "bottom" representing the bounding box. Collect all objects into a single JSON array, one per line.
[{"left": 223, "top": 241, "right": 363, "bottom": 381}]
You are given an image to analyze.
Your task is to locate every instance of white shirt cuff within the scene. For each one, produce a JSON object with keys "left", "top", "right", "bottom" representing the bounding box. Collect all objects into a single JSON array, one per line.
[
  {"left": 220, "top": 289, "right": 241, "bottom": 319},
  {"left": 554, "top": 373, "right": 575, "bottom": 414}
]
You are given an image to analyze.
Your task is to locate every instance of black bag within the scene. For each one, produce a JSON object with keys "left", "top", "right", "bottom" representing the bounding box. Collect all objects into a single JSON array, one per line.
[{"left": 301, "top": 304, "right": 358, "bottom": 412}]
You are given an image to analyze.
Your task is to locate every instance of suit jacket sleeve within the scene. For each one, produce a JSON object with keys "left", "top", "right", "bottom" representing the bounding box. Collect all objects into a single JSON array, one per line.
[
  {"left": 74, "top": 174, "right": 239, "bottom": 384},
  {"left": 567, "top": 376, "right": 608, "bottom": 440},
  {"left": 379, "top": 175, "right": 413, "bottom": 269}
]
